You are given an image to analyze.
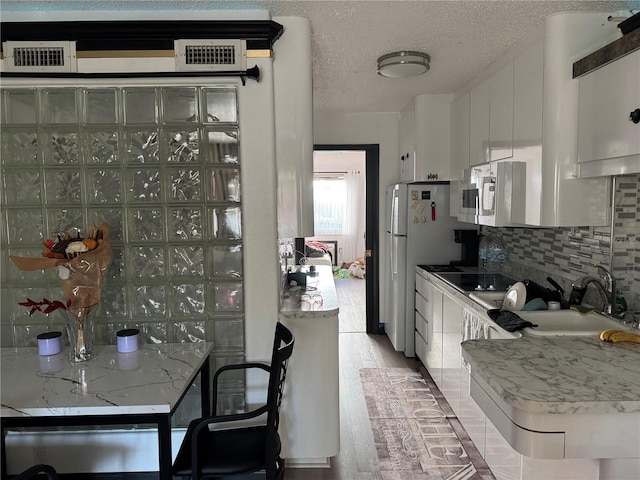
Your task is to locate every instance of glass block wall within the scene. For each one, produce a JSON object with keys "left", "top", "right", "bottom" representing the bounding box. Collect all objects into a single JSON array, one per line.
[{"left": 0, "top": 86, "right": 245, "bottom": 388}]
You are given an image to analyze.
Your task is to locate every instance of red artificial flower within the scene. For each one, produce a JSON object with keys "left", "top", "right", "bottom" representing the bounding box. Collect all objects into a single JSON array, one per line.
[{"left": 18, "top": 297, "right": 68, "bottom": 316}]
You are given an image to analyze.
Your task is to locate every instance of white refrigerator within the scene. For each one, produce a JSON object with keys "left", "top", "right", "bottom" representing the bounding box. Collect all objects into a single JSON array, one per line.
[{"left": 385, "top": 182, "right": 467, "bottom": 357}]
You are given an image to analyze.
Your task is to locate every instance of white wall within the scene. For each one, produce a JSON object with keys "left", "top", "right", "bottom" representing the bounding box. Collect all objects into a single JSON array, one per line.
[
  {"left": 0, "top": 7, "right": 286, "bottom": 474},
  {"left": 238, "top": 57, "right": 280, "bottom": 368},
  {"left": 314, "top": 112, "right": 400, "bottom": 326}
]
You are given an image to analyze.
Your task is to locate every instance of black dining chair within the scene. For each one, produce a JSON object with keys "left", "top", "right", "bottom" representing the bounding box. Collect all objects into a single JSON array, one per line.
[
  {"left": 172, "top": 322, "right": 295, "bottom": 480},
  {"left": 12, "top": 464, "right": 58, "bottom": 480}
]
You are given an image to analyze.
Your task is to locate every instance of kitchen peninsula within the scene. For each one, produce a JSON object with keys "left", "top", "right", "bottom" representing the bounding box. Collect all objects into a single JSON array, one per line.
[
  {"left": 416, "top": 265, "right": 640, "bottom": 479},
  {"left": 462, "top": 336, "right": 640, "bottom": 480},
  {"left": 279, "top": 265, "right": 340, "bottom": 467}
]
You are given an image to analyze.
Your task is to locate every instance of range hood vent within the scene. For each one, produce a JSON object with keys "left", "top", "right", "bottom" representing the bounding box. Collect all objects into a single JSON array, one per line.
[
  {"left": 3, "top": 41, "right": 77, "bottom": 72},
  {"left": 175, "top": 39, "right": 246, "bottom": 71}
]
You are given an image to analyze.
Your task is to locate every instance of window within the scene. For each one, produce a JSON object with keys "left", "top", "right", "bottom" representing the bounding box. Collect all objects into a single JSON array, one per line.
[{"left": 313, "top": 175, "right": 346, "bottom": 235}]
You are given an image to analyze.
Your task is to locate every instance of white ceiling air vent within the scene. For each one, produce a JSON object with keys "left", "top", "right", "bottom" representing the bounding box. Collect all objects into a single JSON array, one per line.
[
  {"left": 175, "top": 39, "right": 247, "bottom": 72},
  {"left": 3, "top": 41, "right": 77, "bottom": 73}
]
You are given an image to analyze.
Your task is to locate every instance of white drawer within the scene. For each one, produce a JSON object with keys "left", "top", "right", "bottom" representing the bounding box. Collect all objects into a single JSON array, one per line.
[
  {"left": 416, "top": 273, "right": 430, "bottom": 298},
  {"left": 415, "top": 310, "right": 428, "bottom": 340},
  {"left": 415, "top": 330, "right": 428, "bottom": 364},
  {"left": 415, "top": 291, "right": 429, "bottom": 318}
]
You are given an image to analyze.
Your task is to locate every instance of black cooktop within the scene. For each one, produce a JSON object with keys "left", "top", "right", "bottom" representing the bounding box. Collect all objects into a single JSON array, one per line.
[
  {"left": 418, "top": 265, "right": 463, "bottom": 273},
  {"left": 437, "top": 272, "right": 516, "bottom": 292}
]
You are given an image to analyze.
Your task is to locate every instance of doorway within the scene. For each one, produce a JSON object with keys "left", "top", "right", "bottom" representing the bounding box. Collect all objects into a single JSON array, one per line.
[{"left": 313, "top": 144, "right": 381, "bottom": 335}]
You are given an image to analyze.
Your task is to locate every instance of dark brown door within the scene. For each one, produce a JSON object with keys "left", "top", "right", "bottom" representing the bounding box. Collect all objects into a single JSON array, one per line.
[{"left": 314, "top": 144, "right": 381, "bottom": 334}]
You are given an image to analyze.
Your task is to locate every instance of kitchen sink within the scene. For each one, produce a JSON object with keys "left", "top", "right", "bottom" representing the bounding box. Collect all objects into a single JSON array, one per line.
[
  {"left": 468, "top": 291, "right": 505, "bottom": 310},
  {"left": 516, "top": 310, "right": 628, "bottom": 336}
]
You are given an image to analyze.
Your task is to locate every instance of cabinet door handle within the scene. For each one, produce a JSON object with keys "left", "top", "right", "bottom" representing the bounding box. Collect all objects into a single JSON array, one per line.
[{"left": 630, "top": 108, "right": 640, "bottom": 124}]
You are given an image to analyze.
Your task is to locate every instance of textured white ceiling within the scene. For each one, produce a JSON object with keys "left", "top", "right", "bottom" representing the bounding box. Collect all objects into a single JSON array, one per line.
[
  {"left": 3, "top": 0, "right": 639, "bottom": 114},
  {"left": 262, "top": 0, "right": 639, "bottom": 114}
]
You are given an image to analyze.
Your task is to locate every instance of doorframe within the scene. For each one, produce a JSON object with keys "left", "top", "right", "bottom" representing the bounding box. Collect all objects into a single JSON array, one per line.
[{"left": 314, "top": 144, "right": 382, "bottom": 334}]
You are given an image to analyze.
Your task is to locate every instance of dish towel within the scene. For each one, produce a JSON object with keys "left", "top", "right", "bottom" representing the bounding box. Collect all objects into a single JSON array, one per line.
[
  {"left": 462, "top": 308, "right": 490, "bottom": 368},
  {"left": 487, "top": 309, "right": 538, "bottom": 332},
  {"left": 462, "top": 308, "right": 490, "bottom": 341}
]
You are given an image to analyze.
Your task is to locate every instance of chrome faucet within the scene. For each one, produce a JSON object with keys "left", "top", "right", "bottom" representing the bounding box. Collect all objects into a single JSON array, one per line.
[{"left": 572, "top": 265, "right": 616, "bottom": 316}]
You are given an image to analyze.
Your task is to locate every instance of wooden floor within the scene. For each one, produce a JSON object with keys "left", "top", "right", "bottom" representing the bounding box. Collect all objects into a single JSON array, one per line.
[{"left": 285, "top": 278, "right": 420, "bottom": 480}]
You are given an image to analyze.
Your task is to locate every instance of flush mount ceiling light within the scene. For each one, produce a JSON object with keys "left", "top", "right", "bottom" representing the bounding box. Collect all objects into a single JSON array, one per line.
[{"left": 377, "top": 51, "right": 430, "bottom": 78}]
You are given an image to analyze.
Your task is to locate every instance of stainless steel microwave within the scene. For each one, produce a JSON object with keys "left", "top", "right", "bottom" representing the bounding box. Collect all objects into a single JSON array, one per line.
[{"left": 458, "top": 162, "right": 526, "bottom": 226}]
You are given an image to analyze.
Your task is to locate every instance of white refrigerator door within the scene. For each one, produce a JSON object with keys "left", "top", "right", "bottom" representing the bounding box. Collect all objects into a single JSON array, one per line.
[
  {"left": 385, "top": 185, "right": 394, "bottom": 233},
  {"left": 390, "top": 184, "right": 408, "bottom": 236},
  {"left": 402, "top": 183, "right": 467, "bottom": 357},
  {"left": 386, "top": 232, "right": 407, "bottom": 352}
]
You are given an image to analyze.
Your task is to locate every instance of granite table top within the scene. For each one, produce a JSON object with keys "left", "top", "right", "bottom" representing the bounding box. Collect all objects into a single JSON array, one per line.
[
  {"left": 280, "top": 265, "right": 339, "bottom": 318},
  {"left": 461, "top": 335, "right": 640, "bottom": 415},
  {"left": 1, "top": 342, "right": 213, "bottom": 417}
]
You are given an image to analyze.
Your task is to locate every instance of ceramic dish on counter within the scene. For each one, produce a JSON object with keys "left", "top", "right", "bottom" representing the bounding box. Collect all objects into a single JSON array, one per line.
[{"left": 502, "top": 281, "right": 526, "bottom": 311}]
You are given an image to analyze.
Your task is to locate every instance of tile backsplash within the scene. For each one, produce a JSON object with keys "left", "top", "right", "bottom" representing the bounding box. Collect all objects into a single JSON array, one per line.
[{"left": 490, "top": 174, "right": 639, "bottom": 312}]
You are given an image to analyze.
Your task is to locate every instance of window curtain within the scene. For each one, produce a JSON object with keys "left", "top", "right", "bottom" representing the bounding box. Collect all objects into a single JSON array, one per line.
[{"left": 342, "top": 170, "right": 365, "bottom": 263}]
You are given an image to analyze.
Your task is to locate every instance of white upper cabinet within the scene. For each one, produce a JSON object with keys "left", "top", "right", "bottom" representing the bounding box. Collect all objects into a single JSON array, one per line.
[
  {"left": 537, "top": 13, "right": 617, "bottom": 227},
  {"left": 399, "top": 100, "right": 416, "bottom": 182},
  {"left": 512, "top": 41, "right": 544, "bottom": 226},
  {"left": 469, "top": 80, "right": 490, "bottom": 166},
  {"left": 414, "top": 94, "right": 452, "bottom": 181},
  {"left": 468, "top": 63, "right": 514, "bottom": 166},
  {"left": 513, "top": 41, "right": 543, "bottom": 161},
  {"left": 273, "top": 17, "right": 314, "bottom": 238},
  {"left": 450, "top": 92, "right": 470, "bottom": 180},
  {"left": 454, "top": 13, "right": 619, "bottom": 227},
  {"left": 399, "top": 94, "right": 452, "bottom": 182},
  {"left": 489, "top": 62, "right": 514, "bottom": 161},
  {"left": 577, "top": 49, "right": 640, "bottom": 176}
]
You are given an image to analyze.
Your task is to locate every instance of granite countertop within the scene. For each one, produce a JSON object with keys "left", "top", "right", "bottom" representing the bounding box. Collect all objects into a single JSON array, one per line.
[
  {"left": 461, "top": 336, "right": 640, "bottom": 415},
  {"left": 280, "top": 265, "right": 339, "bottom": 318},
  {"left": 0, "top": 342, "right": 213, "bottom": 417}
]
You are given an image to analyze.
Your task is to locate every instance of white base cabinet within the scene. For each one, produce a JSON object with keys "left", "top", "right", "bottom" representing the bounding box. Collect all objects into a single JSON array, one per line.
[
  {"left": 415, "top": 268, "right": 461, "bottom": 388},
  {"left": 279, "top": 312, "right": 340, "bottom": 466},
  {"left": 415, "top": 270, "right": 442, "bottom": 384},
  {"left": 279, "top": 266, "right": 340, "bottom": 466},
  {"left": 414, "top": 269, "right": 639, "bottom": 480},
  {"left": 468, "top": 366, "right": 640, "bottom": 480}
]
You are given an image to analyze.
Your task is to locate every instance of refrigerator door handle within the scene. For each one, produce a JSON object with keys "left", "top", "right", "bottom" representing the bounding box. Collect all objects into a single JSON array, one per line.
[
  {"left": 391, "top": 236, "right": 399, "bottom": 280},
  {"left": 391, "top": 190, "right": 399, "bottom": 235}
]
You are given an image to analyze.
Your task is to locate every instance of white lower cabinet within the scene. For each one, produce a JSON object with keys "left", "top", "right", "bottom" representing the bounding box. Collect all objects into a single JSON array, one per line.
[
  {"left": 442, "top": 294, "right": 462, "bottom": 369},
  {"left": 279, "top": 312, "right": 340, "bottom": 466},
  {"left": 415, "top": 270, "right": 459, "bottom": 389},
  {"left": 458, "top": 362, "right": 487, "bottom": 460},
  {"left": 415, "top": 271, "right": 622, "bottom": 480},
  {"left": 415, "top": 271, "right": 442, "bottom": 386}
]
